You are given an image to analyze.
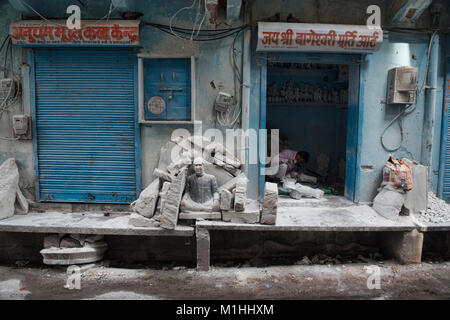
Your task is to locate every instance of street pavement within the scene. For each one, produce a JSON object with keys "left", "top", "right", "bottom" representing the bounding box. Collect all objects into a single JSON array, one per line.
[{"left": 0, "top": 260, "right": 449, "bottom": 300}]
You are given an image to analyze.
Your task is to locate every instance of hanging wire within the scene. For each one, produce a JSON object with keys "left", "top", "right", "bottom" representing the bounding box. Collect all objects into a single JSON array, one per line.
[
  {"left": 17, "top": 0, "right": 120, "bottom": 28},
  {"left": 380, "top": 31, "right": 438, "bottom": 152},
  {"left": 169, "top": 0, "right": 198, "bottom": 40},
  {"left": 194, "top": 0, "right": 207, "bottom": 39}
]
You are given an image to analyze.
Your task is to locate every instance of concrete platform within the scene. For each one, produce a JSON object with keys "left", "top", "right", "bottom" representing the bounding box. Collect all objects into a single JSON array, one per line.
[
  {"left": 195, "top": 203, "right": 418, "bottom": 270},
  {"left": 198, "top": 205, "right": 416, "bottom": 232},
  {"left": 0, "top": 212, "right": 194, "bottom": 237},
  {"left": 410, "top": 214, "right": 450, "bottom": 232}
]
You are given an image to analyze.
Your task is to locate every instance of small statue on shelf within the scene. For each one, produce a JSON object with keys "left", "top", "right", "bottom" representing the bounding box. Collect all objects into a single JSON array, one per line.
[
  {"left": 294, "top": 87, "right": 300, "bottom": 102},
  {"left": 340, "top": 89, "right": 348, "bottom": 104},
  {"left": 306, "top": 84, "right": 313, "bottom": 102},
  {"left": 313, "top": 85, "right": 323, "bottom": 103},
  {"left": 331, "top": 88, "right": 339, "bottom": 104},
  {"left": 322, "top": 86, "right": 329, "bottom": 104}
]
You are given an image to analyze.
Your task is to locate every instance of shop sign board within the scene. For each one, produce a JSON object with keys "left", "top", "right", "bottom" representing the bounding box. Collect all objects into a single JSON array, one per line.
[
  {"left": 10, "top": 20, "right": 140, "bottom": 46},
  {"left": 257, "top": 22, "right": 382, "bottom": 53}
]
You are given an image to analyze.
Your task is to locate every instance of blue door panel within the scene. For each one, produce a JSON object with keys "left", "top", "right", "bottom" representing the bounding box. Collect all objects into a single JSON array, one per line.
[
  {"left": 33, "top": 48, "right": 137, "bottom": 203},
  {"left": 143, "top": 58, "right": 191, "bottom": 121}
]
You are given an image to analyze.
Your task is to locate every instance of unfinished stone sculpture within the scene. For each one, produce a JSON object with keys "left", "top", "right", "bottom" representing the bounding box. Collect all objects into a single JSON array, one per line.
[
  {"left": 234, "top": 175, "right": 248, "bottom": 212},
  {"left": 130, "top": 178, "right": 160, "bottom": 218},
  {"left": 41, "top": 233, "right": 107, "bottom": 265},
  {"left": 222, "top": 200, "right": 260, "bottom": 224},
  {"left": 160, "top": 167, "right": 187, "bottom": 229},
  {"left": 220, "top": 189, "right": 233, "bottom": 211},
  {"left": 261, "top": 182, "right": 278, "bottom": 225},
  {"left": 155, "top": 181, "right": 171, "bottom": 214},
  {"left": 129, "top": 212, "right": 161, "bottom": 227},
  {"left": 180, "top": 158, "right": 219, "bottom": 213},
  {"left": 0, "top": 158, "right": 19, "bottom": 220},
  {"left": 284, "top": 180, "right": 324, "bottom": 199}
]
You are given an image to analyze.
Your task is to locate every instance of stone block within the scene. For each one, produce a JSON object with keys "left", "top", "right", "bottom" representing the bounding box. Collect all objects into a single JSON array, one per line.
[
  {"left": 156, "top": 181, "right": 171, "bottom": 214},
  {"left": 129, "top": 213, "right": 161, "bottom": 228},
  {"left": 403, "top": 160, "right": 428, "bottom": 213},
  {"left": 153, "top": 168, "right": 173, "bottom": 182},
  {"left": 220, "top": 189, "right": 233, "bottom": 211},
  {"left": 160, "top": 168, "right": 187, "bottom": 230},
  {"left": 130, "top": 178, "right": 160, "bottom": 218},
  {"left": 234, "top": 175, "right": 247, "bottom": 212},
  {"left": 222, "top": 201, "right": 260, "bottom": 224},
  {"left": 204, "top": 162, "right": 234, "bottom": 187},
  {"left": 383, "top": 230, "right": 423, "bottom": 264},
  {"left": 0, "top": 158, "right": 19, "bottom": 220},
  {"left": 15, "top": 187, "right": 29, "bottom": 215},
  {"left": 196, "top": 227, "right": 210, "bottom": 271},
  {"left": 219, "top": 173, "right": 246, "bottom": 191},
  {"left": 261, "top": 182, "right": 278, "bottom": 225},
  {"left": 157, "top": 141, "right": 178, "bottom": 172},
  {"left": 179, "top": 212, "right": 221, "bottom": 220}
]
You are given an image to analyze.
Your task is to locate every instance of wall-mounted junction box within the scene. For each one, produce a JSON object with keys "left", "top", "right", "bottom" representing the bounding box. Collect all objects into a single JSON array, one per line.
[
  {"left": 386, "top": 66, "right": 418, "bottom": 104},
  {"left": 12, "top": 114, "right": 31, "bottom": 140},
  {"left": 214, "top": 91, "right": 232, "bottom": 113}
]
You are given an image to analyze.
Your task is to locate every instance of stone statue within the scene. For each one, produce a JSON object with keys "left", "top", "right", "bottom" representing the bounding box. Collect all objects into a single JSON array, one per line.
[
  {"left": 180, "top": 157, "right": 220, "bottom": 212},
  {"left": 322, "top": 86, "right": 328, "bottom": 103},
  {"left": 313, "top": 85, "right": 323, "bottom": 103}
]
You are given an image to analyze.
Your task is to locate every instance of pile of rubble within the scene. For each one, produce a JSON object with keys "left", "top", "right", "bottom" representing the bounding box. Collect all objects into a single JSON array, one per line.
[
  {"left": 417, "top": 192, "right": 450, "bottom": 224},
  {"left": 129, "top": 136, "right": 279, "bottom": 228},
  {"left": 40, "top": 234, "right": 108, "bottom": 265}
]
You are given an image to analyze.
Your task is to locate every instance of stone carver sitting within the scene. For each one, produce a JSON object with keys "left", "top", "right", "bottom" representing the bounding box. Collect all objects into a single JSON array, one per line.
[{"left": 180, "top": 157, "right": 220, "bottom": 212}]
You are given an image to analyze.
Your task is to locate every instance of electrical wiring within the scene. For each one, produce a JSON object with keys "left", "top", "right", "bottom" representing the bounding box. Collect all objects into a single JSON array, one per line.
[
  {"left": 380, "top": 30, "right": 438, "bottom": 152},
  {"left": 169, "top": 0, "right": 198, "bottom": 40},
  {"left": 194, "top": 0, "right": 207, "bottom": 39},
  {"left": 149, "top": 24, "right": 247, "bottom": 42},
  {"left": 144, "top": 20, "right": 249, "bottom": 42},
  {"left": 17, "top": 0, "right": 119, "bottom": 28}
]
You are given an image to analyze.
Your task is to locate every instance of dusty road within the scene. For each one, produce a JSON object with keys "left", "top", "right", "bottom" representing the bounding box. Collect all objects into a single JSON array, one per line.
[{"left": 0, "top": 261, "right": 449, "bottom": 300}]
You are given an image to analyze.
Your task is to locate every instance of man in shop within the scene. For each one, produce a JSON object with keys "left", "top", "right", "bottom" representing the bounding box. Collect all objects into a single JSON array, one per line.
[{"left": 267, "top": 149, "right": 310, "bottom": 183}]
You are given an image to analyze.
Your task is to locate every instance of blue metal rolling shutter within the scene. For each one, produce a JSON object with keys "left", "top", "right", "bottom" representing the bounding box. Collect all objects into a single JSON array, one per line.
[
  {"left": 33, "top": 48, "right": 137, "bottom": 203},
  {"left": 439, "top": 51, "right": 450, "bottom": 201}
]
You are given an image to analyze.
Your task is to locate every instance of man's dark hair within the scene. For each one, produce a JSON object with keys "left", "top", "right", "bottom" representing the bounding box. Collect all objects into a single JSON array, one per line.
[{"left": 297, "top": 151, "right": 310, "bottom": 163}]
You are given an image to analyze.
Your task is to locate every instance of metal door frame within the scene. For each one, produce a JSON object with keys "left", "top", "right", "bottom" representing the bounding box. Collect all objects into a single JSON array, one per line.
[{"left": 258, "top": 52, "right": 364, "bottom": 202}]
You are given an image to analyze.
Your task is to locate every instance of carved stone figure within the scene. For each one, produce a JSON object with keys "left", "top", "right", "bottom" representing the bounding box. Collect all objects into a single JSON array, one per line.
[
  {"left": 180, "top": 158, "right": 219, "bottom": 212},
  {"left": 322, "top": 86, "right": 329, "bottom": 103},
  {"left": 313, "top": 85, "right": 323, "bottom": 103}
]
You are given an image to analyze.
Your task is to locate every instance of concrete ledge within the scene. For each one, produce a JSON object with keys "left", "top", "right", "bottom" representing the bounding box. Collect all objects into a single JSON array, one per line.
[
  {"left": 410, "top": 215, "right": 450, "bottom": 232},
  {"left": 197, "top": 206, "right": 416, "bottom": 232},
  {"left": 179, "top": 212, "right": 221, "bottom": 220},
  {"left": 0, "top": 212, "right": 194, "bottom": 237}
]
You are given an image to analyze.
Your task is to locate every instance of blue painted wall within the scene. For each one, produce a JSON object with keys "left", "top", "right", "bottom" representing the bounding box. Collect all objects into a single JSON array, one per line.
[
  {"left": 0, "top": 0, "right": 448, "bottom": 204},
  {"left": 0, "top": 0, "right": 245, "bottom": 201},
  {"left": 249, "top": 0, "right": 448, "bottom": 202}
]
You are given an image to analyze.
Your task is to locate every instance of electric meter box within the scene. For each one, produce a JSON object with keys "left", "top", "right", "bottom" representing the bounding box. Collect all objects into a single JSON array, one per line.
[
  {"left": 12, "top": 114, "right": 31, "bottom": 139},
  {"left": 386, "top": 66, "right": 418, "bottom": 104},
  {"left": 214, "top": 91, "right": 232, "bottom": 113}
]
